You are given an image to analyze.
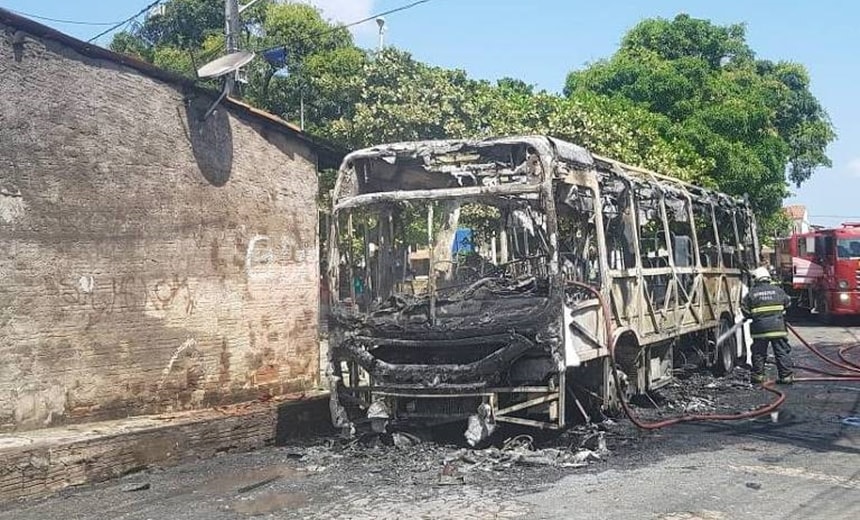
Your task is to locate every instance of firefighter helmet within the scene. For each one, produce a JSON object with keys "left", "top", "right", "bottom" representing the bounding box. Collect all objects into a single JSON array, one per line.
[{"left": 752, "top": 266, "right": 771, "bottom": 282}]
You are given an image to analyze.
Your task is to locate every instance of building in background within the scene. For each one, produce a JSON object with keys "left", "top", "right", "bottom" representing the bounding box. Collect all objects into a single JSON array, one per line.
[
  {"left": 785, "top": 204, "right": 811, "bottom": 234},
  {"left": 0, "top": 9, "right": 340, "bottom": 433}
]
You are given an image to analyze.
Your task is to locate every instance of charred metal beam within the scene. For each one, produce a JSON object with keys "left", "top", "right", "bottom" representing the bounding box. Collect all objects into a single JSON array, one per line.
[
  {"left": 334, "top": 183, "right": 542, "bottom": 211},
  {"left": 372, "top": 386, "right": 554, "bottom": 397},
  {"left": 495, "top": 393, "right": 559, "bottom": 416},
  {"left": 354, "top": 333, "right": 516, "bottom": 348},
  {"left": 494, "top": 416, "right": 561, "bottom": 429},
  {"left": 338, "top": 333, "right": 535, "bottom": 385}
]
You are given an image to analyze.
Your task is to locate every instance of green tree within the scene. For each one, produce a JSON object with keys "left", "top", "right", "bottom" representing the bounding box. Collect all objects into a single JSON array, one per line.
[
  {"left": 110, "top": 1, "right": 364, "bottom": 132},
  {"left": 495, "top": 77, "right": 535, "bottom": 97},
  {"left": 474, "top": 85, "right": 712, "bottom": 183},
  {"left": 110, "top": 31, "right": 154, "bottom": 62},
  {"left": 109, "top": 6, "right": 832, "bottom": 234},
  {"left": 322, "top": 48, "right": 488, "bottom": 148},
  {"left": 110, "top": 0, "right": 232, "bottom": 76},
  {"left": 136, "top": 0, "right": 224, "bottom": 50},
  {"left": 564, "top": 14, "right": 835, "bottom": 228},
  {"left": 242, "top": 2, "right": 363, "bottom": 131}
]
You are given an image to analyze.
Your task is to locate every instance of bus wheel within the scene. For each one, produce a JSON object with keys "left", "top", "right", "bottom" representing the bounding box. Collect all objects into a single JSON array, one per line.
[
  {"left": 714, "top": 317, "right": 735, "bottom": 376},
  {"left": 614, "top": 334, "right": 645, "bottom": 397}
]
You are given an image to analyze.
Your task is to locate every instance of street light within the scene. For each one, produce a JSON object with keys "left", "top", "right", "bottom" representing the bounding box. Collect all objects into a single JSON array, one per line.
[{"left": 376, "top": 17, "right": 386, "bottom": 51}]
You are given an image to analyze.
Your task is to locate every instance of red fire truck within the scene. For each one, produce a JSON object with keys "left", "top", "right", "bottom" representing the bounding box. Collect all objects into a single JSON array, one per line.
[{"left": 774, "top": 223, "right": 860, "bottom": 321}]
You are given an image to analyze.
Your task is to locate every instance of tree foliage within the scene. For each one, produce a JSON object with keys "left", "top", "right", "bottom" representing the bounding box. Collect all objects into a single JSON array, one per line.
[
  {"left": 564, "top": 14, "right": 835, "bottom": 227},
  {"left": 109, "top": 6, "right": 833, "bottom": 231},
  {"left": 111, "top": 0, "right": 360, "bottom": 131},
  {"left": 322, "top": 49, "right": 484, "bottom": 147},
  {"left": 242, "top": 2, "right": 359, "bottom": 129},
  {"left": 475, "top": 87, "right": 713, "bottom": 183}
]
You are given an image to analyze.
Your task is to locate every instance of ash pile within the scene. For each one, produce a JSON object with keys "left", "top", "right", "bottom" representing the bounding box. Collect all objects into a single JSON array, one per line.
[
  {"left": 438, "top": 427, "right": 611, "bottom": 485},
  {"left": 282, "top": 421, "right": 616, "bottom": 489},
  {"left": 628, "top": 366, "right": 770, "bottom": 418}
]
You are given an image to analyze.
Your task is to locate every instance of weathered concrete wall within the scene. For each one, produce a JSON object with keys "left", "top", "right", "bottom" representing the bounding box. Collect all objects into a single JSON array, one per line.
[
  {"left": 0, "top": 22, "right": 320, "bottom": 432},
  {"left": 0, "top": 394, "right": 331, "bottom": 503}
]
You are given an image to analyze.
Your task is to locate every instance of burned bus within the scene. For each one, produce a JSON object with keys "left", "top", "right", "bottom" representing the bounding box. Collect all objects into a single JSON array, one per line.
[{"left": 326, "top": 136, "right": 759, "bottom": 442}]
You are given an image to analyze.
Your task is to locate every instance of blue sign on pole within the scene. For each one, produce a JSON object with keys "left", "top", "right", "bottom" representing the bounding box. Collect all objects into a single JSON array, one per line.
[
  {"left": 452, "top": 228, "right": 474, "bottom": 256},
  {"left": 262, "top": 46, "right": 288, "bottom": 68}
]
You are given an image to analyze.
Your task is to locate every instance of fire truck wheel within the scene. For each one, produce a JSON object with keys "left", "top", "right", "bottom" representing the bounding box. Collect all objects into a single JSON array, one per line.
[
  {"left": 817, "top": 297, "right": 834, "bottom": 325},
  {"left": 713, "top": 318, "right": 735, "bottom": 376}
]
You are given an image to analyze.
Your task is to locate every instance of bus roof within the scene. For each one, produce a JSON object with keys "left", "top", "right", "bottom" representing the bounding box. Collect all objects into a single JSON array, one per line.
[{"left": 335, "top": 135, "right": 748, "bottom": 208}]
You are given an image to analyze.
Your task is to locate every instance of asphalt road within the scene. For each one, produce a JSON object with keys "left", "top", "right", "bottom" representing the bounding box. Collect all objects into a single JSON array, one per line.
[{"left": 2, "top": 321, "right": 859, "bottom": 520}]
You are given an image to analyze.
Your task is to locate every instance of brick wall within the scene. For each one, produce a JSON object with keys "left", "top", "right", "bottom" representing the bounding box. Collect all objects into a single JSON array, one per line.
[{"left": 0, "top": 22, "right": 320, "bottom": 432}]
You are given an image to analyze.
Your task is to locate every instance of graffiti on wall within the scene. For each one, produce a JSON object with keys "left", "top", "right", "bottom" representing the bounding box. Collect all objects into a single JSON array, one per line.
[
  {"left": 43, "top": 273, "right": 196, "bottom": 328},
  {"left": 245, "top": 233, "right": 315, "bottom": 278}
]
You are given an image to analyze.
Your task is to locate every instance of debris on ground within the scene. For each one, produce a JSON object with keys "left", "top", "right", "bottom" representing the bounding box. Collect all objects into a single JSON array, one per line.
[
  {"left": 120, "top": 482, "right": 151, "bottom": 492},
  {"left": 631, "top": 367, "right": 772, "bottom": 420},
  {"left": 253, "top": 366, "right": 772, "bottom": 497},
  {"left": 271, "top": 420, "right": 617, "bottom": 492},
  {"left": 841, "top": 416, "right": 860, "bottom": 427},
  {"left": 464, "top": 403, "right": 496, "bottom": 447},
  {"left": 444, "top": 430, "right": 610, "bottom": 475},
  {"left": 236, "top": 476, "right": 282, "bottom": 494},
  {"left": 391, "top": 431, "right": 422, "bottom": 448}
]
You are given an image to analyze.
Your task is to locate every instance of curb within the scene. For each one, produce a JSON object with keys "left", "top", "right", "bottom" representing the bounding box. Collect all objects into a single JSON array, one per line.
[{"left": 0, "top": 392, "right": 331, "bottom": 503}]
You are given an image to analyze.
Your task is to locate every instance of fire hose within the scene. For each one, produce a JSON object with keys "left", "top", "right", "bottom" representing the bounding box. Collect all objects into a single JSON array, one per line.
[
  {"left": 785, "top": 322, "right": 860, "bottom": 382},
  {"left": 838, "top": 344, "right": 860, "bottom": 371},
  {"left": 568, "top": 282, "right": 860, "bottom": 431}
]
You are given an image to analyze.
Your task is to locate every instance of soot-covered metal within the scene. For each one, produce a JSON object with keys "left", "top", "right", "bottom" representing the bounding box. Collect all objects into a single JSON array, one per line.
[
  {"left": 325, "top": 136, "right": 759, "bottom": 444},
  {"left": 326, "top": 137, "right": 569, "bottom": 440}
]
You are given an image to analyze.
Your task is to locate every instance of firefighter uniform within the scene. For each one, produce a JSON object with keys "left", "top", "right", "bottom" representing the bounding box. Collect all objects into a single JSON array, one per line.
[{"left": 741, "top": 267, "right": 794, "bottom": 384}]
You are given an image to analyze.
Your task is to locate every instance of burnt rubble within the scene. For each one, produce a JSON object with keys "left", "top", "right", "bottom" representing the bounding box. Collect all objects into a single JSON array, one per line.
[
  {"left": 325, "top": 134, "right": 760, "bottom": 444},
  {"left": 281, "top": 421, "right": 617, "bottom": 490},
  {"left": 331, "top": 274, "right": 552, "bottom": 334}
]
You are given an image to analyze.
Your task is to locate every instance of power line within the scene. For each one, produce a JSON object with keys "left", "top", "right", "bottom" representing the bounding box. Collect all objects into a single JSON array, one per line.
[
  {"left": 326, "top": 0, "right": 432, "bottom": 34},
  {"left": 194, "top": 0, "right": 435, "bottom": 71},
  {"left": 100, "top": 0, "right": 433, "bottom": 69},
  {"left": 87, "top": 0, "right": 163, "bottom": 43},
  {"left": 9, "top": 9, "right": 124, "bottom": 26},
  {"left": 256, "top": 0, "right": 434, "bottom": 54}
]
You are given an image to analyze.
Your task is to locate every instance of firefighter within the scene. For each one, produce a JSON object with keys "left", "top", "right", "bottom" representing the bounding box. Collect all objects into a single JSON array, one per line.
[{"left": 742, "top": 267, "right": 794, "bottom": 384}]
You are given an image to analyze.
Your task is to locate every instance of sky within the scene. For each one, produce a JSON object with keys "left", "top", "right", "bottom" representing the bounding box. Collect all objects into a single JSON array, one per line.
[{"left": 2, "top": 0, "right": 859, "bottom": 229}]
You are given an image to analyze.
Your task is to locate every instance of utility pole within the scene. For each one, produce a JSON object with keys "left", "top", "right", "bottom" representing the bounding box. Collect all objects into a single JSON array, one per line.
[
  {"left": 224, "top": 0, "right": 241, "bottom": 95},
  {"left": 300, "top": 92, "right": 305, "bottom": 130}
]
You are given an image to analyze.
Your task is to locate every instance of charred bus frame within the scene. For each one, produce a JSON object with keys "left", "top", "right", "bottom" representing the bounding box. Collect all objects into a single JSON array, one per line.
[{"left": 326, "top": 136, "right": 759, "bottom": 441}]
